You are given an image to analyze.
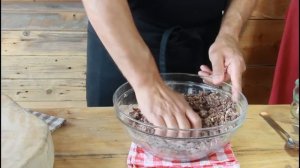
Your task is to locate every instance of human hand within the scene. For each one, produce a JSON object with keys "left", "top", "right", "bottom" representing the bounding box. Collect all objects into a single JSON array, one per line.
[
  {"left": 198, "top": 34, "right": 246, "bottom": 101},
  {"left": 134, "top": 80, "right": 202, "bottom": 138}
]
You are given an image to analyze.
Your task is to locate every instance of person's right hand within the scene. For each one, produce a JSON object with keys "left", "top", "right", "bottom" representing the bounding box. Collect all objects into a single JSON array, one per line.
[{"left": 134, "top": 79, "right": 202, "bottom": 138}]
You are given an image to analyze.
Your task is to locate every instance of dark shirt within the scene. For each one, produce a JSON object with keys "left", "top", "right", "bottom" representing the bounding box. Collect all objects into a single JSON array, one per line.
[{"left": 128, "top": 0, "right": 228, "bottom": 27}]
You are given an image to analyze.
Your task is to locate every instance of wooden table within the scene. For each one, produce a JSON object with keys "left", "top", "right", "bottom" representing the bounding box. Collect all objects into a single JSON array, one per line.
[{"left": 37, "top": 105, "right": 299, "bottom": 168}]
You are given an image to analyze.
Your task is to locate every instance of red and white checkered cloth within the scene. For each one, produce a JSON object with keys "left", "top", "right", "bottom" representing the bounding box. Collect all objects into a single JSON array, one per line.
[{"left": 127, "top": 143, "right": 239, "bottom": 168}]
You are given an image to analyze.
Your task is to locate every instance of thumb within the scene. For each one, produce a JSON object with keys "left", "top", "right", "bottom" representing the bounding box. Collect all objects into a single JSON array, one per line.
[
  {"left": 210, "top": 55, "right": 225, "bottom": 85},
  {"left": 228, "top": 65, "right": 243, "bottom": 102}
]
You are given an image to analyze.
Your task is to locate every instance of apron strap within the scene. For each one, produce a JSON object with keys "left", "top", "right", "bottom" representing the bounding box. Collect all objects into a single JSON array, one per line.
[{"left": 159, "top": 26, "right": 181, "bottom": 73}]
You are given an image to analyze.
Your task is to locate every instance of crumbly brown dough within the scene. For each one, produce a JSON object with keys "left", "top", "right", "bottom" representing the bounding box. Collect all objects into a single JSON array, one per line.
[{"left": 129, "top": 91, "right": 239, "bottom": 135}]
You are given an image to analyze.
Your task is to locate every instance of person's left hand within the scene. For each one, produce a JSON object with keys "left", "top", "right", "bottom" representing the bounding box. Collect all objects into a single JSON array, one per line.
[{"left": 198, "top": 34, "right": 246, "bottom": 101}]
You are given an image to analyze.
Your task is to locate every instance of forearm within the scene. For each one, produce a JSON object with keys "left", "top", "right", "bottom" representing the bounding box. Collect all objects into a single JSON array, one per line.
[
  {"left": 218, "top": 0, "right": 257, "bottom": 40},
  {"left": 82, "top": 0, "right": 162, "bottom": 89}
]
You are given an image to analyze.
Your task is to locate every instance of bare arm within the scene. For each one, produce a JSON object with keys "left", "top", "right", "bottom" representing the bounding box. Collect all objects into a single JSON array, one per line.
[
  {"left": 199, "top": 0, "right": 257, "bottom": 100},
  {"left": 219, "top": 0, "right": 257, "bottom": 40},
  {"left": 82, "top": 0, "right": 202, "bottom": 137},
  {"left": 82, "top": 0, "right": 159, "bottom": 88}
]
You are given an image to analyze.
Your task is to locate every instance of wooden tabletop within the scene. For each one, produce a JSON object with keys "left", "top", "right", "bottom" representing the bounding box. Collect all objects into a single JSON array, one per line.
[{"left": 37, "top": 105, "right": 299, "bottom": 168}]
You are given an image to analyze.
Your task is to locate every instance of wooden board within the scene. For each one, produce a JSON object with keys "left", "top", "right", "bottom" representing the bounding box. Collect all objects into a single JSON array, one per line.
[
  {"left": 1, "top": 31, "right": 87, "bottom": 56},
  {"left": 251, "top": 0, "right": 291, "bottom": 19},
  {"left": 1, "top": 2, "right": 87, "bottom": 31},
  {"left": 1, "top": 12, "right": 87, "bottom": 31},
  {"left": 1, "top": 55, "right": 86, "bottom": 78},
  {"left": 1, "top": 19, "right": 284, "bottom": 64},
  {"left": 240, "top": 19, "right": 284, "bottom": 65},
  {"left": 1, "top": 29, "right": 280, "bottom": 104},
  {"left": 1, "top": 0, "right": 290, "bottom": 106},
  {"left": 1, "top": 0, "right": 291, "bottom": 20},
  {"left": 2, "top": 87, "right": 85, "bottom": 101},
  {"left": 1, "top": 79, "right": 86, "bottom": 101},
  {"left": 18, "top": 101, "right": 87, "bottom": 108},
  {"left": 1, "top": 0, "right": 81, "bottom": 2},
  {"left": 243, "top": 66, "right": 275, "bottom": 104},
  {"left": 1, "top": 2, "right": 85, "bottom": 12},
  {"left": 31, "top": 106, "right": 298, "bottom": 168},
  {"left": 1, "top": 66, "right": 274, "bottom": 105}
]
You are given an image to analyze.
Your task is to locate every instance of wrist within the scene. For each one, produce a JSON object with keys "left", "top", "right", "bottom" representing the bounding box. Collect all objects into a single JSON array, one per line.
[
  {"left": 215, "top": 32, "right": 239, "bottom": 44},
  {"left": 218, "top": 13, "right": 243, "bottom": 41},
  {"left": 126, "top": 54, "right": 164, "bottom": 91},
  {"left": 130, "top": 71, "right": 164, "bottom": 92},
  {"left": 115, "top": 45, "right": 163, "bottom": 90},
  {"left": 217, "top": 28, "right": 240, "bottom": 42}
]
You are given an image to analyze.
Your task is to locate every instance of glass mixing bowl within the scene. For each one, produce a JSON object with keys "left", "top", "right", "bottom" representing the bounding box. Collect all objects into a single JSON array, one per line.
[{"left": 113, "top": 73, "right": 248, "bottom": 162}]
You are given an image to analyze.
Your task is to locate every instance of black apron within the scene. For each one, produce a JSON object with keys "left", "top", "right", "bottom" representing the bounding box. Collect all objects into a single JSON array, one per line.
[{"left": 86, "top": 0, "right": 228, "bottom": 106}]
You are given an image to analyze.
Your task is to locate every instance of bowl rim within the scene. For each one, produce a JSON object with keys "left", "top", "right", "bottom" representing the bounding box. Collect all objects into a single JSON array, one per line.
[{"left": 113, "top": 73, "right": 248, "bottom": 133}]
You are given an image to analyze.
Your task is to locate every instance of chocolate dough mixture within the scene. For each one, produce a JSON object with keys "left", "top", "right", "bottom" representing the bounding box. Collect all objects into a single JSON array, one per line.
[{"left": 129, "top": 91, "right": 240, "bottom": 134}]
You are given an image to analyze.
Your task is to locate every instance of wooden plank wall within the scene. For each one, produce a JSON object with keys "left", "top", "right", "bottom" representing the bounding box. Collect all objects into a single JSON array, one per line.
[{"left": 1, "top": 0, "right": 290, "bottom": 108}]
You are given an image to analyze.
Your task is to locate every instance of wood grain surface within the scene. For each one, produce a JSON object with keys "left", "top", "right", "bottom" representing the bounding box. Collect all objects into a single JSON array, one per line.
[
  {"left": 1, "top": 0, "right": 291, "bottom": 106},
  {"left": 35, "top": 105, "right": 299, "bottom": 168}
]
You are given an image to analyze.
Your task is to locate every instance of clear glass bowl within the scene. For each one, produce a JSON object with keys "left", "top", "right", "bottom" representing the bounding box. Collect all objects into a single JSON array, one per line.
[{"left": 113, "top": 73, "right": 248, "bottom": 162}]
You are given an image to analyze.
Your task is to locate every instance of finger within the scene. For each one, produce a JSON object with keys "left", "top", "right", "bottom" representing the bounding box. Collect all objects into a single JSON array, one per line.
[
  {"left": 203, "top": 79, "right": 214, "bottom": 85},
  {"left": 175, "top": 113, "right": 192, "bottom": 138},
  {"left": 198, "top": 71, "right": 213, "bottom": 84},
  {"left": 186, "top": 110, "right": 202, "bottom": 137},
  {"left": 210, "top": 56, "right": 225, "bottom": 84},
  {"left": 198, "top": 71, "right": 211, "bottom": 77},
  {"left": 198, "top": 71, "right": 214, "bottom": 85},
  {"left": 150, "top": 116, "right": 167, "bottom": 137},
  {"left": 200, "top": 65, "right": 212, "bottom": 73},
  {"left": 163, "top": 115, "right": 179, "bottom": 137},
  {"left": 228, "top": 65, "right": 243, "bottom": 102}
]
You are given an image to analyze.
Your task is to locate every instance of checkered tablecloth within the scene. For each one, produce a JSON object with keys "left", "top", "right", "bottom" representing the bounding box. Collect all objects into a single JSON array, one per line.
[{"left": 127, "top": 143, "right": 239, "bottom": 168}]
